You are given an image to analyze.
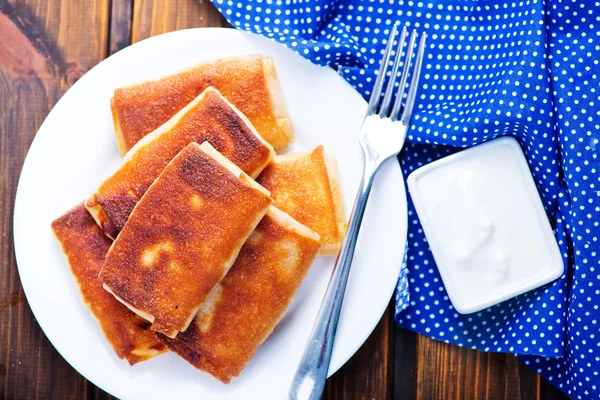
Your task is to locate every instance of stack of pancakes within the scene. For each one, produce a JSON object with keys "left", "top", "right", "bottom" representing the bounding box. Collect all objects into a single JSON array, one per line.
[{"left": 51, "top": 55, "right": 346, "bottom": 383}]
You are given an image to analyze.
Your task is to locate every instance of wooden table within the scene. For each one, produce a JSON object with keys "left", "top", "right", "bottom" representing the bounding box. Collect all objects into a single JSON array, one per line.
[{"left": 0, "top": 1, "right": 571, "bottom": 398}]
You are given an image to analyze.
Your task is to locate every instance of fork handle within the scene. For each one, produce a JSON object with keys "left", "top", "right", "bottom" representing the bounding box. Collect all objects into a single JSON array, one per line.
[{"left": 289, "top": 157, "right": 380, "bottom": 400}]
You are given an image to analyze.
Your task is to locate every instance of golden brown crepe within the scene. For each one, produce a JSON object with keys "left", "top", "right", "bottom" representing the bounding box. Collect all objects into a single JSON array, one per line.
[
  {"left": 112, "top": 55, "right": 292, "bottom": 153},
  {"left": 159, "top": 206, "right": 321, "bottom": 383},
  {"left": 87, "top": 87, "right": 274, "bottom": 239},
  {"left": 100, "top": 142, "right": 272, "bottom": 338},
  {"left": 51, "top": 203, "right": 166, "bottom": 365},
  {"left": 257, "top": 146, "right": 346, "bottom": 255}
]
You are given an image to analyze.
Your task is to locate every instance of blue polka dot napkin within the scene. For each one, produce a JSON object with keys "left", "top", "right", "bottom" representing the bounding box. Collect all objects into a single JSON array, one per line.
[{"left": 210, "top": 0, "right": 600, "bottom": 397}]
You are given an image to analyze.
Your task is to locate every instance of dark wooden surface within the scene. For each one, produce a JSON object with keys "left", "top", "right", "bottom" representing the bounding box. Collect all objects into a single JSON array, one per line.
[{"left": 0, "top": 1, "right": 570, "bottom": 399}]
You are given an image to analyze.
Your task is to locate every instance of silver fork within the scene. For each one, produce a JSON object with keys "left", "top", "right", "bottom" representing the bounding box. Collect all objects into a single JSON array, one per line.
[{"left": 289, "top": 24, "right": 427, "bottom": 400}]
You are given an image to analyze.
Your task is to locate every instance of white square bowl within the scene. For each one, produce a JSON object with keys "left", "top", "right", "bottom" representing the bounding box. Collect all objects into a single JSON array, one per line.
[{"left": 407, "top": 136, "right": 564, "bottom": 314}]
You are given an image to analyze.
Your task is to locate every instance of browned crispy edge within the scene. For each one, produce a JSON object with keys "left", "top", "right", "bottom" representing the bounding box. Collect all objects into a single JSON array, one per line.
[{"left": 51, "top": 203, "right": 167, "bottom": 365}]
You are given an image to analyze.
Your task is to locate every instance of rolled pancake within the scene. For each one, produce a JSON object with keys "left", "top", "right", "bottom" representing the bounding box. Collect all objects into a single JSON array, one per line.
[
  {"left": 257, "top": 146, "right": 346, "bottom": 255},
  {"left": 112, "top": 55, "right": 292, "bottom": 153},
  {"left": 51, "top": 203, "right": 166, "bottom": 365},
  {"left": 100, "top": 142, "right": 272, "bottom": 338},
  {"left": 87, "top": 87, "right": 274, "bottom": 239},
  {"left": 159, "top": 206, "right": 321, "bottom": 383}
]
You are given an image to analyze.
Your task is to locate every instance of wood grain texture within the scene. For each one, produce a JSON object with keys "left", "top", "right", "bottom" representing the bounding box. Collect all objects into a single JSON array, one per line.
[
  {"left": 394, "top": 327, "right": 418, "bottom": 399},
  {"left": 131, "top": 0, "right": 224, "bottom": 43},
  {"left": 324, "top": 304, "right": 395, "bottom": 400},
  {"left": 0, "top": 0, "right": 112, "bottom": 398},
  {"left": 414, "top": 335, "right": 569, "bottom": 400},
  {"left": 109, "top": 0, "right": 133, "bottom": 55}
]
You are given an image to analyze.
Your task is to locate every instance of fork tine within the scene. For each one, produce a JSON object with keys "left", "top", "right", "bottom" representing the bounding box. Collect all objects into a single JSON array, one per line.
[
  {"left": 366, "top": 23, "right": 399, "bottom": 116},
  {"left": 379, "top": 27, "right": 408, "bottom": 117},
  {"left": 390, "top": 30, "right": 417, "bottom": 121},
  {"left": 400, "top": 32, "right": 427, "bottom": 125}
]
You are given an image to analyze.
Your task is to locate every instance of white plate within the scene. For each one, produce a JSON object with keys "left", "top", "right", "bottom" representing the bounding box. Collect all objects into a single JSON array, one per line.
[{"left": 13, "top": 28, "right": 407, "bottom": 399}]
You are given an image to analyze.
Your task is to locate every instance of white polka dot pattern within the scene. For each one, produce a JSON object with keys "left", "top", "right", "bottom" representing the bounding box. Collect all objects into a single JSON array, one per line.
[{"left": 211, "top": 0, "right": 600, "bottom": 397}]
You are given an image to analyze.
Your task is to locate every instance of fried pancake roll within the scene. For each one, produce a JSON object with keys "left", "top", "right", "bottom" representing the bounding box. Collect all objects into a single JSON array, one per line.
[
  {"left": 159, "top": 206, "right": 321, "bottom": 383},
  {"left": 100, "top": 142, "right": 272, "bottom": 338},
  {"left": 257, "top": 146, "right": 346, "bottom": 255},
  {"left": 51, "top": 203, "right": 167, "bottom": 365},
  {"left": 112, "top": 55, "right": 292, "bottom": 153},
  {"left": 87, "top": 87, "right": 274, "bottom": 239}
]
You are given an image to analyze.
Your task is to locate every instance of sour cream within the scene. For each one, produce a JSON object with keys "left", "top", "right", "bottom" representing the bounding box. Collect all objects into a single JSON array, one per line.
[{"left": 407, "top": 136, "right": 564, "bottom": 314}]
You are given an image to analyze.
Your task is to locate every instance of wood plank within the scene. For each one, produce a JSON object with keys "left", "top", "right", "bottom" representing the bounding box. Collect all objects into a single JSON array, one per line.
[
  {"left": 324, "top": 303, "right": 395, "bottom": 400},
  {"left": 109, "top": 0, "right": 133, "bottom": 55},
  {"left": 517, "top": 359, "right": 543, "bottom": 400},
  {"left": 415, "top": 335, "right": 543, "bottom": 400},
  {"left": 0, "top": 0, "right": 111, "bottom": 398},
  {"left": 131, "top": 0, "right": 224, "bottom": 43},
  {"left": 394, "top": 327, "right": 418, "bottom": 399}
]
